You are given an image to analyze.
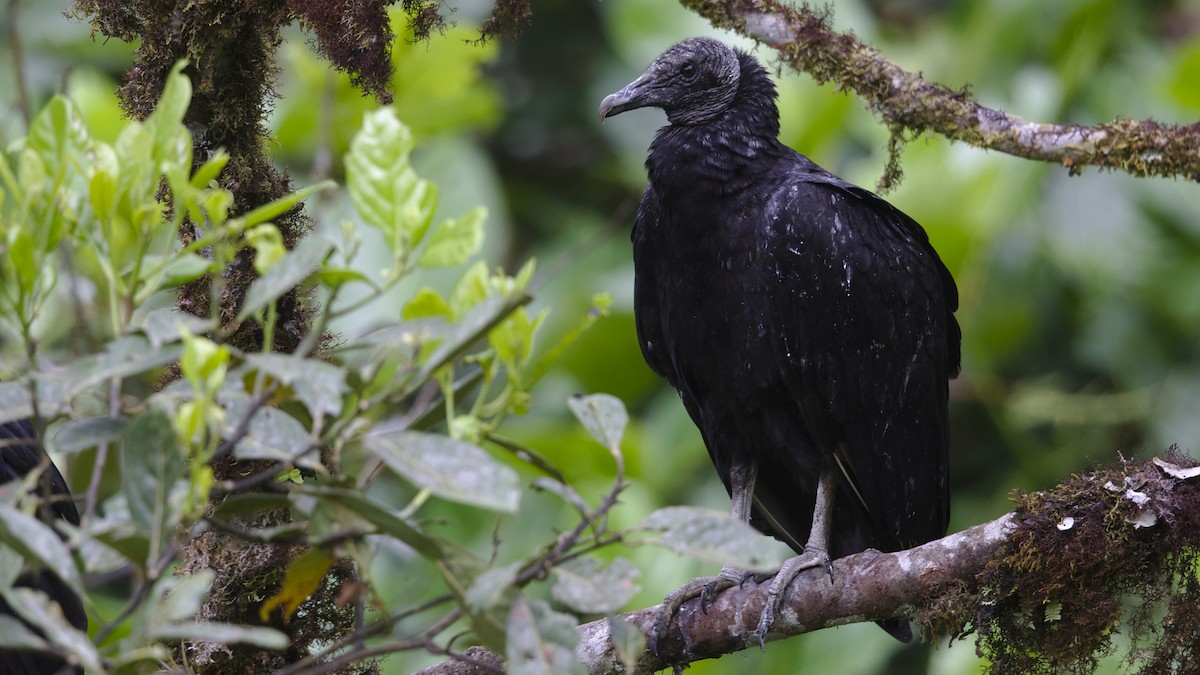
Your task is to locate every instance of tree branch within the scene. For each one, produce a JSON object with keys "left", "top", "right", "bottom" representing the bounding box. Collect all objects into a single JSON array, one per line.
[
  {"left": 681, "top": 0, "right": 1200, "bottom": 186},
  {"left": 418, "top": 513, "right": 1014, "bottom": 674}
]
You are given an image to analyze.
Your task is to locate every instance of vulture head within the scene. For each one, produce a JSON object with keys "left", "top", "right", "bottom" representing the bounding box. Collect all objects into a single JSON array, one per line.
[{"left": 599, "top": 38, "right": 743, "bottom": 126}]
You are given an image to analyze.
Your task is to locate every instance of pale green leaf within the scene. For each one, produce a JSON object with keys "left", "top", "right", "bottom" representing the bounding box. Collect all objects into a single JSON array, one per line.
[
  {"left": 567, "top": 393, "right": 628, "bottom": 451},
  {"left": 403, "top": 287, "right": 452, "bottom": 320},
  {"left": 550, "top": 557, "right": 640, "bottom": 614},
  {"left": 640, "top": 506, "right": 789, "bottom": 571},
  {"left": 26, "top": 96, "right": 92, "bottom": 188},
  {"left": 244, "top": 353, "right": 348, "bottom": 418},
  {"left": 150, "top": 621, "right": 289, "bottom": 649},
  {"left": 0, "top": 506, "right": 85, "bottom": 603},
  {"left": 465, "top": 561, "right": 522, "bottom": 612},
  {"left": 1, "top": 587, "right": 100, "bottom": 671},
  {"left": 0, "top": 614, "right": 49, "bottom": 651},
  {"left": 0, "top": 382, "right": 32, "bottom": 425},
  {"left": 132, "top": 309, "right": 217, "bottom": 348},
  {"left": 239, "top": 180, "right": 335, "bottom": 229},
  {"left": 315, "top": 266, "right": 372, "bottom": 289},
  {"left": 346, "top": 108, "right": 440, "bottom": 256},
  {"left": 419, "top": 206, "right": 486, "bottom": 267},
  {"left": 53, "top": 416, "right": 128, "bottom": 454},
  {"left": 33, "top": 336, "right": 182, "bottom": 415},
  {"left": 121, "top": 410, "right": 184, "bottom": 556},
  {"left": 299, "top": 485, "right": 450, "bottom": 560},
  {"left": 151, "top": 570, "right": 214, "bottom": 622},
  {"left": 149, "top": 252, "right": 212, "bottom": 288},
  {"left": 506, "top": 596, "right": 584, "bottom": 675},
  {"left": 220, "top": 390, "right": 317, "bottom": 468},
  {"left": 416, "top": 293, "right": 531, "bottom": 385},
  {"left": 238, "top": 236, "right": 334, "bottom": 322},
  {"left": 607, "top": 615, "right": 646, "bottom": 674},
  {"left": 146, "top": 61, "right": 191, "bottom": 166},
  {"left": 364, "top": 430, "right": 519, "bottom": 513}
]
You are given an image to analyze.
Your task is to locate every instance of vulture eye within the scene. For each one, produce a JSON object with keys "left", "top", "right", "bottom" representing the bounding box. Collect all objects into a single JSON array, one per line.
[{"left": 680, "top": 62, "right": 697, "bottom": 80}]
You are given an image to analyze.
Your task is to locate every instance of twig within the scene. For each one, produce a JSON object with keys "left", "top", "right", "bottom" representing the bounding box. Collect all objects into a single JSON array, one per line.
[{"left": 6, "top": 0, "right": 31, "bottom": 127}]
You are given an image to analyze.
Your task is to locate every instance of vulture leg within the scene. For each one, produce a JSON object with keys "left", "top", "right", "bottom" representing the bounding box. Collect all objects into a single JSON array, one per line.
[
  {"left": 650, "top": 459, "right": 774, "bottom": 655},
  {"left": 753, "top": 468, "right": 836, "bottom": 644}
]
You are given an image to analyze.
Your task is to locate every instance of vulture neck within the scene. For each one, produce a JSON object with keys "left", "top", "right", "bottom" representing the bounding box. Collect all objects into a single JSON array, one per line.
[{"left": 647, "top": 52, "right": 786, "bottom": 200}]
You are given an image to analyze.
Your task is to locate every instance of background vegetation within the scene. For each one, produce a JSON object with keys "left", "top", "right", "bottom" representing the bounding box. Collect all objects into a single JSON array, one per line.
[{"left": 1, "top": 0, "right": 1199, "bottom": 672}]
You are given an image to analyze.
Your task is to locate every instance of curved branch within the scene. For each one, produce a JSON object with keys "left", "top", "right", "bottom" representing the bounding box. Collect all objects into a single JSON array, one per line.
[
  {"left": 419, "top": 513, "right": 1014, "bottom": 674},
  {"left": 682, "top": 0, "right": 1200, "bottom": 184}
]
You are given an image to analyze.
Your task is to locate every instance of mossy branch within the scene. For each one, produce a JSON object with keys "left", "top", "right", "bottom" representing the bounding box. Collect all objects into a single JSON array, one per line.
[
  {"left": 418, "top": 455, "right": 1200, "bottom": 674},
  {"left": 678, "top": 0, "right": 1200, "bottom": 189}
]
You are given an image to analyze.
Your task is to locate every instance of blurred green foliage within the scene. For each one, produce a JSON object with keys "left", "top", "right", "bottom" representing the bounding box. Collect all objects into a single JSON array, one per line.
[{"left": 1, "top": 0, "right": 1199, "bottom": 672}]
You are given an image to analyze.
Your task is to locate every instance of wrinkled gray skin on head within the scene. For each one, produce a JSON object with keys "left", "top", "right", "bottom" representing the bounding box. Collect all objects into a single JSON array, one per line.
[{"left": 599, "top": 37, "right": 742, "bottom": 126}]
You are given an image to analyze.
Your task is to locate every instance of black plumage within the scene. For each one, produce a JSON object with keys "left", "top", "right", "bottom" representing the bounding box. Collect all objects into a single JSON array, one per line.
[
  {"left": 600, "top": 38, "right": 960, "bottom": 646},
  {"left": 0, "top": 419, "right": 87, "bottom": 675}
]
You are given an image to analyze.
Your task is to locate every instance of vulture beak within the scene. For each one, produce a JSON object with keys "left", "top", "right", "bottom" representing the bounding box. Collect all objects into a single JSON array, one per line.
[{"left": 599, "top": 72, "right": 655, "bottom": 121}]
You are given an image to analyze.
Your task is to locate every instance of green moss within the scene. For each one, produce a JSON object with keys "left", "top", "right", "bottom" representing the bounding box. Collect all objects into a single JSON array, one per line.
[{"left": 974, "top": 452, "right": 1200, "bottom": 674}]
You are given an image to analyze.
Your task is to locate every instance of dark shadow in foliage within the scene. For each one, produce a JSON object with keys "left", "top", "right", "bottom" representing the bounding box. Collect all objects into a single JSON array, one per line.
[{"left": 0, "top": 420, "right": 87, "bottom": 675}]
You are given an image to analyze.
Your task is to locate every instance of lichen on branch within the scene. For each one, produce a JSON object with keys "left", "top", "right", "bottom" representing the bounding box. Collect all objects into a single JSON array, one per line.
[{"left": 680, "top": 0, "right": 1200, "bottom": 189}]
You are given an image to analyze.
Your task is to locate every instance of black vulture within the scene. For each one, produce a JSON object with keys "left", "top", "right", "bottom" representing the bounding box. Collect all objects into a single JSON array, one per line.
[
  {"left": 0, "top": 419, "right": 87, "bottom": 675},
  {"left": 600, "top": 38, "right": 960, "bottom": 648}
]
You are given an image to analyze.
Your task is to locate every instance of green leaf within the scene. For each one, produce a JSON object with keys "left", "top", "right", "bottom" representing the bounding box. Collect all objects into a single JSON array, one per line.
[
  {"left": 238, "top": 236, "right": 334, "bottom": 322},
  {"left": 151, "top": 621, "right": 290, "bottom": 649},
  {"left": 211, "top": 492, "right": 291, "bottom": 520},
  {"left": 145, "top": 61, "right": 191, "bottom": 162},
  {"left": 238, "top": 180, "right": 335, "bottom": 230},
  {"left": 0, "top": 382, "right": 33, "bottom": 425},
  {"left": 531, "top": 477, "right": 590, "bottom": 515},
  {"left": 151, "top": 570, "right": 214, "bottom": 623},
  {"left": 0, "top": 587, "right": 100, "bottom": 671},
  {"left": 33, "top": 336, "right": 182, "bottom": 416},
  {"left": 345, "top": 108, "right": 437, "bottom": 256},
  {"left": 364, "top": 430, "right": 519, "bottom": 513},
  {"left": 220, "top": 390, "right": 317, "bottom": 468},
  {"left": 550, "top": 557, "right": 640, "bottom": 615},
  {"left": 449, "top": 261, "right": 490, "bottom": 317},
  {"left": 53, "top": 416, "right": 128, "bottom": 454},
  {"left": 465, "top": 561, "right": 522, "bottom": 612},
  {"left": 88, "top": 145, "right": 118, "bottom": 219},
  {"left": 26, "top": 96, "right": 92, "bottom": 191},
  {"left": 244, "top": 353, "right": 348, "bottom": 418},
  {"left": 121, "top": 409, "right": 184, "bottom": 558},
  {"left": 190, "top": 148, "right": 229, "bottom": 188},
  {"left": 298, "top": 485, "right": 450, "bottom": 560},
  {"left": 640, "top": 506, "right": 789, "bottom": 571},
  {"left": 147, "top": 252, "right": 212, "bottom": 288},
  {"left": 0, "top": 615, "right": 49, "bottom": 652},
  {"left": 128, "top": 570, "right": 284, "bottom": 652},
  {"left": 489, "top": 306, "right": 537, "bottom": 369},
  {"left": 567, "top": 394, "right": 628, "bottom": 452},
  {"left": 244, "top": 224, "right": 287, "bottom": 274},
  {"left": 0, "top": 506, "right": 86, "bottom": 603},
  {"left": 607, "top": 615, "right": 646, "bottom": 674},
  {"left": 315, "top": 266, "right": 372, "bottom": 289},
  {"left": 132, "top": 309, "right": 217, "bottom": 348},
  {"left": 416, "top": 293, "right": 532, "bottom": 386},
  {"left": 403, "top": 287, "right": 453, "bottom": 320},
  {"left": 506, "top": 596, "right": 584, "bottom": 675},
  {"left": 419, "top": 206, "right": 486, "bottom": 267}
]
